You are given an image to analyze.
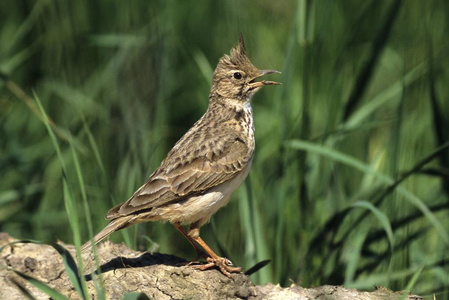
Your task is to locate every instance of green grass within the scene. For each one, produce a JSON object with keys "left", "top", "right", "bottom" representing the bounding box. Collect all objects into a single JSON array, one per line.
[{"left": 1, "top": 0, "right": 449, "bottom": 298}]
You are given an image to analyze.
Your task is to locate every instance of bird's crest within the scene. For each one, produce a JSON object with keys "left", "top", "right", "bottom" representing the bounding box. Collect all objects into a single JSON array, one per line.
[
  {"left": 214, "top": 33, "right": 258, "bottom": 84},
  {"left": 229, "top": 34, "right": 249, "bottom": 65}
]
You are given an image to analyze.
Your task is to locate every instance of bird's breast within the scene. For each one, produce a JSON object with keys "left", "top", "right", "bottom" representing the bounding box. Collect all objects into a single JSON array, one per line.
[{"left": 239, "top": 104, "right": 255, "bottom": 150}]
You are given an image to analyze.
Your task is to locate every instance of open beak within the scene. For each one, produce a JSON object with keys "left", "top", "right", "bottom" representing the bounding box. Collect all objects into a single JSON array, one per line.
[{"left": 248, "top": 70, "right": 281, "bottom": 90}]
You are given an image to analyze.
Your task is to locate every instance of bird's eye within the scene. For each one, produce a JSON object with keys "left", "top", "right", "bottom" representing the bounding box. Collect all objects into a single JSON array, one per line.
[{"left": 233, "top": 72, "right": 242, "bottom": 80}]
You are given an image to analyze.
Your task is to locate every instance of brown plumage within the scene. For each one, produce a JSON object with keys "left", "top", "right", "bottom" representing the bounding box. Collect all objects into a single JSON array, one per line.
[{"left": 82, "top": 34, "right": 280, "bottom": 276}]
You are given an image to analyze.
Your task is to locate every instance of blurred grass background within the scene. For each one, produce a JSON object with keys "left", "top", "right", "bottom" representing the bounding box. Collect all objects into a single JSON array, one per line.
[{"left": 1, "top": 0, "right": 449, "bottom": 298}]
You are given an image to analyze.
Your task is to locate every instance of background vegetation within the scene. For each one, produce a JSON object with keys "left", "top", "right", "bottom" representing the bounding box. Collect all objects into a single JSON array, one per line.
[{"left": 1, "top": 0, "right": 448, "bottom": 298}]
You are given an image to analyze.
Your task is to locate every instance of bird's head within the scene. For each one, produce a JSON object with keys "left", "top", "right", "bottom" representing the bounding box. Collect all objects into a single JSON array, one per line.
[{"left": 210, "top": 34, "right": 280, "bottom": 102}]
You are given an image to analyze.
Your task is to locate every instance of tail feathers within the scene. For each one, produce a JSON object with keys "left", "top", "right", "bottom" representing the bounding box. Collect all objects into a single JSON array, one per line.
[{"left": 81, "top": 216, "right": 133, "bottom": 253}]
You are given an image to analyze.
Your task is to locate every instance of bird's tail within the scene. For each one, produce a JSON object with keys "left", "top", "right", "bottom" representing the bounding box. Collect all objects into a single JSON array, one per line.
[{"left": 81, "top": 216, "right": 133, "bottom": 253}]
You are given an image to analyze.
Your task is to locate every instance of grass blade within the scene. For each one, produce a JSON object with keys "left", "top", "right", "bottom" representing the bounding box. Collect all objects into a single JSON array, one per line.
[
  {"left": 11, "top": 278, "right": 37, "bottom": 300},
  {"left": 122, "top": 292, "right": 150, "bottom": 300},
  {"left": 245, "top": 259, "right": 272, "bottom": 276},
  {"left": 352, "top": 200, "right": 394, "bottom": 250},
  {"left": 0, "top": 239, "right": 46, "bottom": 254},
  {"left": 34, "top": 92, "right": 89, "bottom": 298},
  {"left": 342, "top": 0, "right": 403, "bottom": 121},
  {"left": 286, "top": 139, "right": 449, "bottom": 244},
  {"left": 344, "top": 230, "right": 367, "bottom": 285},
  {"left": 69, "top": 132, "right": 106, "bottom": 299},
  {"left": 50, "top": 243, "right": 87, "bottom": 299},
  {"left": 428, "top": 49, "right": 449, "bottom": 195},
  {"left": 399, "top": 266, "right": 424, "bottom": 300},
  {"left": 12, "top": 270, "right": 68, "bottom": 300}
]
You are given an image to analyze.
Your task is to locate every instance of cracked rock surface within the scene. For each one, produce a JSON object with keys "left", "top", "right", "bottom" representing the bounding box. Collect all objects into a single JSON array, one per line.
[{"left": 0, "top": 233, "right": 422, "bottom": 299}]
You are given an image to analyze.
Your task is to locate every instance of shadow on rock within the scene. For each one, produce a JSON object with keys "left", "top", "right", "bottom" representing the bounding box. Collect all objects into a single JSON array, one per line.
[{"left": 85, "top": 252, "right": 187, "bottom": 281}]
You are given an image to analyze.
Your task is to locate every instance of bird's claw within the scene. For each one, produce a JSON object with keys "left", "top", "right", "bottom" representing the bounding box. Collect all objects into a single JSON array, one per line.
[{"left": 191, "top": 256, "right": 241, "bottom": 277}]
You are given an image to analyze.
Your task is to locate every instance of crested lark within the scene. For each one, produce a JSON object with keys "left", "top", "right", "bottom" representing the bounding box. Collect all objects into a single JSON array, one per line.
[{"left": 82, "top": 34, "right": 280, "bottom": 276}]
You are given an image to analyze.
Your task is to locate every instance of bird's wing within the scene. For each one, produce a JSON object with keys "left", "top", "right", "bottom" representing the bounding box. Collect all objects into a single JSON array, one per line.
[{"left": 106, "top": 129, "right": 251, "bottom": 218}]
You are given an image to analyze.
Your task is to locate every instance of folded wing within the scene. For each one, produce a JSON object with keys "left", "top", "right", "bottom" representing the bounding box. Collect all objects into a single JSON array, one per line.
[{"left": 106, "top": 129, "right": 251, "bottom": 219}]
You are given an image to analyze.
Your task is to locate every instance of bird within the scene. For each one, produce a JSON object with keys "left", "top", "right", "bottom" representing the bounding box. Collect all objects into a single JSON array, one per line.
[{"left": 82, "top": 34, "right": 280, "bottom": 276}]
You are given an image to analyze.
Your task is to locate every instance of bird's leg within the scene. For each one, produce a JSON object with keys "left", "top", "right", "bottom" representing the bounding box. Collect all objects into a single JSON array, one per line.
[
  {"left": 187, "top": 224, "right": 241, "bottom": 277},
  {"left": 173, "top": 223, "right": 207, "bottom": 261}
]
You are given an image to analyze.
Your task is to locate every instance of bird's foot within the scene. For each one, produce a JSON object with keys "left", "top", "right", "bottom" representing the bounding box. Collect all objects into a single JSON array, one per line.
[{"left": 191, "top": 256, "right": 241, "bottom": 277}]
